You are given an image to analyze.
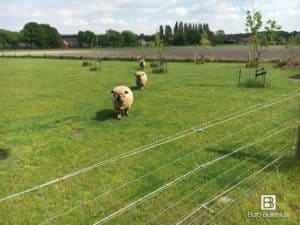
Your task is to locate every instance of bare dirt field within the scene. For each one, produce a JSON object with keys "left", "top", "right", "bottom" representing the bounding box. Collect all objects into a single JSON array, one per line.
[{"left": 1, "top": 46, "right": 300, "bottom": 60}]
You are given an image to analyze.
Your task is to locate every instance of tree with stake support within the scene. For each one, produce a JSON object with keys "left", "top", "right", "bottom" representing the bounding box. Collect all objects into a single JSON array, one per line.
[{"left": 296, "top": 127, "right": 300, "bottom": 160}]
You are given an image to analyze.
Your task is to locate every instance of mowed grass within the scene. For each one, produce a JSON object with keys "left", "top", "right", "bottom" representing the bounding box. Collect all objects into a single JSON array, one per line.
[{"left": 0, "top": 58, "right": 299, "bottom": 225}]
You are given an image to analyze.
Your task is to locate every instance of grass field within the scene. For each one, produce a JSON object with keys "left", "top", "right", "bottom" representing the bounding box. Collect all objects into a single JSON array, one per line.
[{"left": 0, "top": 58, "right": 299, "bottom": 225}]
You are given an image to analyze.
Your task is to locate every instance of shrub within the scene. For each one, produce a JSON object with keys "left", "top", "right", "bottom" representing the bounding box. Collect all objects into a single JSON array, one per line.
[
  {"left": 82, "top": 61, "right": 90, "bottom": 66},
  {"left": 89, "top": 61, "right": 101, "bottom": 71}
]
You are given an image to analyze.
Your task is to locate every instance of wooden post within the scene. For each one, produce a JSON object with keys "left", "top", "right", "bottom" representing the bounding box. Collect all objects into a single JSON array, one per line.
[
  {"left": 238, "top": 69, "right": 242, "bottom": 85},
  {"left": 247, "top": 51, "right": 250, "bottom": 62},
  {"left": 296, "top": 127, "right": 300, "bottom": 160}
]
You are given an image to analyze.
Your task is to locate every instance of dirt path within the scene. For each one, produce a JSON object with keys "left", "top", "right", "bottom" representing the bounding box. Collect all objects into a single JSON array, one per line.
[{"left": 1, "top": 46, "right": 300, "bottom": 60}]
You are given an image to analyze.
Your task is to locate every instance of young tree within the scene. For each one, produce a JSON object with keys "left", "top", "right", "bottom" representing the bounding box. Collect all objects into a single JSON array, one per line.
[
  {"left": 154, "top": 32, "right": 163, "bottom": 48},
  {"left": 200, "top": 31, "right": 210, "bottom": 45},
  {"left": 282, "top": 34, "right": 300, "bottom": 65},
  {"left": 245, "top": 11, "right": 281, "bottom": 68}
]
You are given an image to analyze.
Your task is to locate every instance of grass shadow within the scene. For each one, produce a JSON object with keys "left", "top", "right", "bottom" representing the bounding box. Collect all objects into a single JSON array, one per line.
[
  {"left": 196, "top": 83, "right": 231, "bottom": 88},
  {"left": 133, "top": 66, "right": 144, "bottom": 70},
  {"left": 238, "top": 79, "right": 269, "bottom": 88},
  {"left": 129, "top": 85, "right": 140, "bottom": 91},
  {"left": 204, "top": 146, "right": 277, "bottom": 165},
  {"left": 95, "top": 109, "right": 116, "bottom": 121}
]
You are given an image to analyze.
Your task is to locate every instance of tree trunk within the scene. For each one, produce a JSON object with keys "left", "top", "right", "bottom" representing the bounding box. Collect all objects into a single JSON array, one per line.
[{"left": 256, "top": 52, "right": 261, "bottom": 69}]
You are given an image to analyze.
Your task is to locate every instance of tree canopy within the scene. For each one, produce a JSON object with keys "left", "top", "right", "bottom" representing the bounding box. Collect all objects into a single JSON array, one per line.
[
  {"left": 0, "top": 20, "right": 299, "bottom": 49},
  {"left": 21, "top": 22, "right": 61, "bottom": 48}
]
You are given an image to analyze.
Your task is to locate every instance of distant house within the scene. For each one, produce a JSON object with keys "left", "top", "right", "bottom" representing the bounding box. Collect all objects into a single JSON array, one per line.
[
  {"left": 137, "top": 39, "right": 154, "bottom": 47},
  {"left": 240, "top": 36, "right": 253, "bottom": 44},
  {"left": 61, "top": 40, "right": 69, "bottom": 48},
  {"left": 61, "top": 35, "right": 79, "bottom": 48}
]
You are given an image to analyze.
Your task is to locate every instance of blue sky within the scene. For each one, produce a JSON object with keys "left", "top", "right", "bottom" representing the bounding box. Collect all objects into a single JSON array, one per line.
[{"left": 0, "top": 0, "right": 299, "bottom": 34}]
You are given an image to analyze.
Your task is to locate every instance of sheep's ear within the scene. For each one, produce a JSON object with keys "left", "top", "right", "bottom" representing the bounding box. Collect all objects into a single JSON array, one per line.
[
  {"left": 125, "top": 91, "right": 129, "bottom": 94},
  {"left": 111, "top": 90, "right": 114, "bottom": 93}
]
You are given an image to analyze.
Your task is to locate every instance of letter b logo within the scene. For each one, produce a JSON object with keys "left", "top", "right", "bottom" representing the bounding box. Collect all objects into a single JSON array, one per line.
[{"left": 261, "top": 195, "right": 276, "bottom": 210}]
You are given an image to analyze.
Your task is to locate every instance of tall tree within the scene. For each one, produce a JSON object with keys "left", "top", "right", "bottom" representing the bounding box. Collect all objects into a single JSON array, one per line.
[
  {"left": 121, "top": 30, "right": 136, "bottom": 46},
  {"left": 105, "top": 29, "right": 124, "bottom": 47},
  {"left": 164, "top": 25, "right": 172, "bottom": 45},
  {"left": 76, "top": 30, "right": 96, "bottom": 47},
  {"left": 213, "top": 30, "right": 225, "bottom": 44},
  {"left": 40, "top": 24, "right": 61, "bottom": 48},
  {"left": 21, "top": 22, "right": 47, "bottom": 48},
  {"left": 174, "top": 22, "right": 179, "bottom": 34},
  {"left": 77, "top": 31, "right": 86, "bottom": 47},
  {"left": 0, "top": 29, "right": 9, "bottom": 49},
  {"left": 159, "top": 25, "right": 164, "bottom": 41},
  {"left": 85, "top": 30, "right": 96, "bottom": 47}
]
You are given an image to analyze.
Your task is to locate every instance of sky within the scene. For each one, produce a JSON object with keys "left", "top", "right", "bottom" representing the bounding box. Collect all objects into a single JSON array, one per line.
[{"left": 0, "top": 0, "right": 299, "bottom": 35}]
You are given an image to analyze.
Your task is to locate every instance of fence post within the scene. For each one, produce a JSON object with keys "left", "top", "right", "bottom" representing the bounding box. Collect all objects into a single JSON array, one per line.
[
  {"left": 296, "top": 127, "right": 300, "bottom": 160},
  {"left": 238, "top": 69, "right": 241, "bottom": 85}
]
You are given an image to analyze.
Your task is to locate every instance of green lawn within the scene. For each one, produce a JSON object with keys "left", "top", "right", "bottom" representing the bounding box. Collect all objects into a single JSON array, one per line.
[{"left": 0, "top": 58, "right": 299, "bottom": 225}]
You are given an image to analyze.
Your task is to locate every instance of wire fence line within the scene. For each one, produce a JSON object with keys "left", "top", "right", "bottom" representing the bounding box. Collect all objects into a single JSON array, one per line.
[
  {"left": 185, "top": 143, "right": 288, "bottom": 225},
  {"left": 38, "top": 113, "right": 288, "bottom": 225},
  {"left": 1, "top": 93, "right": 298, "bottom": 204},
  {"left": 188, "top": 161, "right": 282, "bottom": 225},
  {"left": 175, "top": 156, "right": 282, "bottom": 225},
  {"left": 142, "top": 141, "right": 288, "bottom": 225},
  {"left": 91, "top": 125, "right": 292, "bottom": 225},
  {"left": 143, "top": 147, "right": 269, "bottom": 225},
  {"left": 200, "top": 163, "right": 281, "bottom": 225}
]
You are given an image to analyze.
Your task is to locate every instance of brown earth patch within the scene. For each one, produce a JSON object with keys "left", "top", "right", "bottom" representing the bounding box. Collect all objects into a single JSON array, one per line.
[
  {"left": 0, "top": 149, "right": 8, "bottom": 160},
  {"left": 73, "top": 128, "right": 84, "bottom": 139}
]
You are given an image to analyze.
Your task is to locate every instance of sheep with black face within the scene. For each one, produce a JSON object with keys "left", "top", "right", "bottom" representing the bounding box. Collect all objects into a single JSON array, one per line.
[
  {"left": 135, "top": 71, "right": 148, "bottom": 90},
  {"left": 139, "top": 59, "right": 145, "bottom": 69},
  {"left": 111, "top": 86, "right": 133, "bottom": 119}
]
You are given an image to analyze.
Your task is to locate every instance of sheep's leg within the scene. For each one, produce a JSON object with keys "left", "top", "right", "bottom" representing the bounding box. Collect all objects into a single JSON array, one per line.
[
  {"left": 117, "top": 111, "right": 122, "bottom": 119},
  {"left": 124, "top": 108, "right": 129, "bottom": 116}
]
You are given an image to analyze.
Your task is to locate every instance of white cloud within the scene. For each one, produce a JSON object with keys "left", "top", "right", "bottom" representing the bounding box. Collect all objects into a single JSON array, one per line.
[
  {"left": 0, "top": 0, "right": 299, "bottom": 34},
  {"left": 166, "top": 6, "right": 188, "bottom": 17}
]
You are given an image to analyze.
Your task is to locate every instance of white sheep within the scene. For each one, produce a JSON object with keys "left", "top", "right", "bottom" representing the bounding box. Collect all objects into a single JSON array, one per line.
[
  {"left": 135, "top": 71, "right": 148, "bottom": 90},
  {"left": 139, "top": 59, "right": 145, "bottom": 69},
  {"left": 111, "top": 86, "right": 133, "bottom": 119}
]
